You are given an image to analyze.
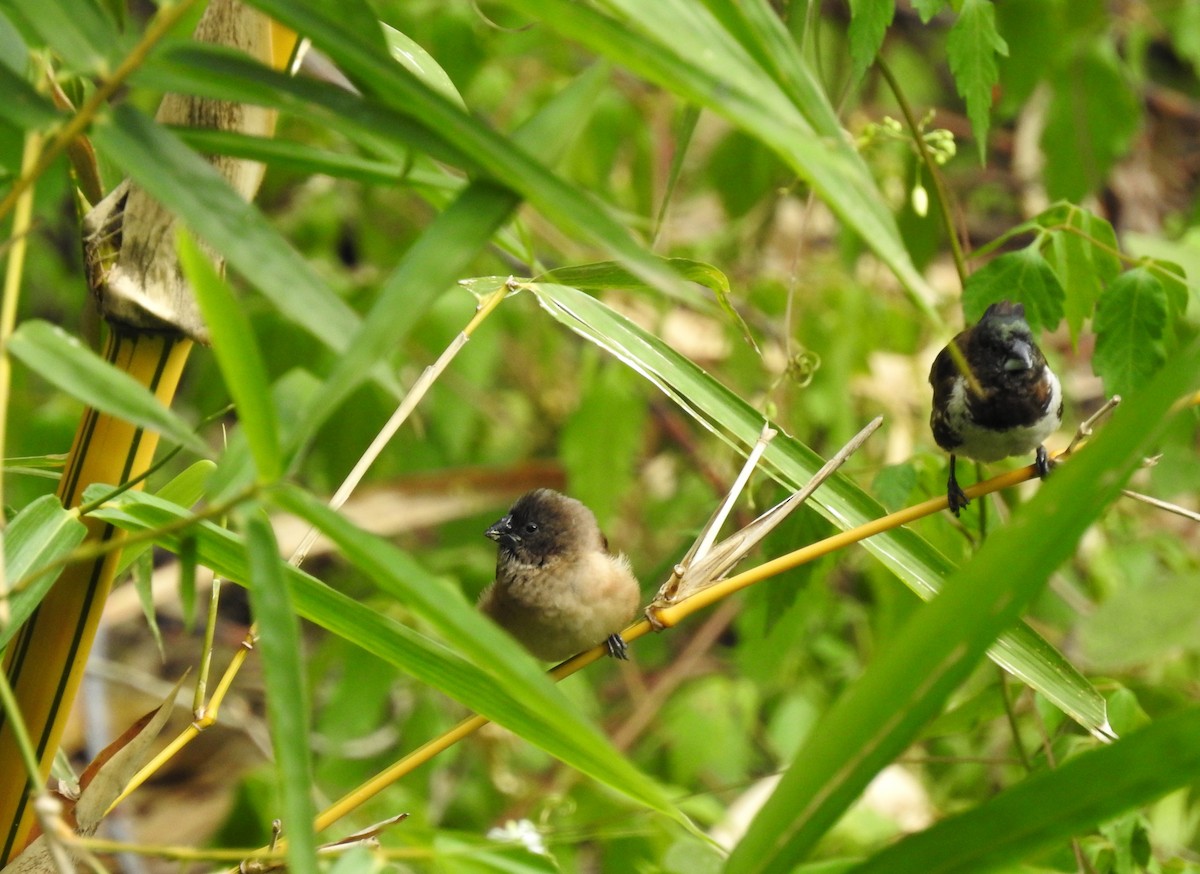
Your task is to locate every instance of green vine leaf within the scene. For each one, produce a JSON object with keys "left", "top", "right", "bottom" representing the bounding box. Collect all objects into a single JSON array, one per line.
[
  {"left": 1093, "top": 267, "right": 1168, "bottom": 397},
  {"left": 947, "top": 0, "right": 1009, "bottom": 163},
  {"left": 962, "top": 247, "right": 1065, "bottom": 333}
]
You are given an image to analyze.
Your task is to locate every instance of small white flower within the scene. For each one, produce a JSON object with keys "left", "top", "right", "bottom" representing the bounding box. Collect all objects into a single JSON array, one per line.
[{"left": 486, "top": 819, "right": 548, "bottom": 856}]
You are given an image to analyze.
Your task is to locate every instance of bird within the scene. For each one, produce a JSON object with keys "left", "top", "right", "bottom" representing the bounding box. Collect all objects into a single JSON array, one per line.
[
  {"left": 929, "top": 301, "right": 1063, "bottom": 516},
  {"left": 479, "top": 489, "right": 641, "bottom": 662}
]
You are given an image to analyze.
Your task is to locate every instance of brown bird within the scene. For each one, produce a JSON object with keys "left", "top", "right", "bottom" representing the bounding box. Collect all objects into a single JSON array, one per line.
[{"left": 479, "top": 489, "right": 640, "bottom": 662}]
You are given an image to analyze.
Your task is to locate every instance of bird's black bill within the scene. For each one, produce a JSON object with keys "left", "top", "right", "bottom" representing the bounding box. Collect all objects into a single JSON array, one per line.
[{"left": 604, "top": 633, "right": 630, "bottom": 661}]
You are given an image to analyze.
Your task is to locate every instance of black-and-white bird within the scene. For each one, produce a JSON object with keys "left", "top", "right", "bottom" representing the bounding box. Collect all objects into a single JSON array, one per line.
[{"left": 929, "top": 301, "right": 1063, "bottom": 515}]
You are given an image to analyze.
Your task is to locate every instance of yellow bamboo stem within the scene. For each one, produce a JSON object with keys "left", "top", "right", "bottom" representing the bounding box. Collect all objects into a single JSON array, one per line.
[{"left": 0, "top": 329, "right": 192, "bottom": 861}]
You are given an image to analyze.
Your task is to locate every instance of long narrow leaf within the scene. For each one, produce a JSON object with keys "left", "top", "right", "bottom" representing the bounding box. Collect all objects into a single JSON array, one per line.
[
  {"left": 726, "top": 337, "right": 1200, "bottom": 872},
  {"left": 7, "top": 320, "right": 207, "bottom": 455},
  {"left": 529, "top": 281, "right": 1111, "bottom": 736},
  {"left": 178, "top": 232, "right": 281, "bottom": 480},
  {"left": 243, "top": 511, "right": 317, "bottom": 872},
  {"left": 852, "top": 706, "right": 1200, "bottom": 873}
]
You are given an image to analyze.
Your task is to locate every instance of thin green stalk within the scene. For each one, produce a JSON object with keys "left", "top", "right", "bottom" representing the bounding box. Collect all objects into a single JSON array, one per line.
[
  {"left": 0, "top": 671, "right": 40, "bottom": 788},
  {"left": 877, "top": 57, "right": 968, "bottom": 285},
  {"left": 0, "top": 130, "right": 44, "bottom": 625}
]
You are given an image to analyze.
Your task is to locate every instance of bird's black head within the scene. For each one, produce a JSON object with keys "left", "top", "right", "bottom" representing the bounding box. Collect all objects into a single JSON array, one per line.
[
  {"left": 484, "top": 488, "right": 603, "bottom": 566},
  {"left": 969, "top": 301, "right": 1044, "bottom": 388}
]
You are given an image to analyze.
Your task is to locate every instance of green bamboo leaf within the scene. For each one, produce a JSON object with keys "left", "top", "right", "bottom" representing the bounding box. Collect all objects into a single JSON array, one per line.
[
  {"left": 1093, "top": 267, "right": 1168, "bottom": 397},
  {"left": 7, "top": 320, "right": 207, "bottom": 455},
  {"left": 537, "top": 259, "right": 726, "bottom": 294},
  {"left": 173, "top": 128, "right": 409, "bottom": 186},
  {"left": 726, "top": 337, "right": 1200, "bottom": 872},
  {"left": 527, "top": 281, "right": 1110, "bottom": 736},
  {"left": 0, "top": 64, "right": 60, "bottom": 129},
  {"left": 206, "top": 2, "right": 685, "bottom": 296},
  {"left": 4, "top": 0, "right": 122, "bottom": 75},
  {"left": 1, "top": 495, "right": 87, "bottom": 649},
  {"left": 381, "top": 22, "right": 465, "bottom": 109},
  {"left": 243, "top": 510, "right": 318, "bottom": 874},
  {"left": 537, "top": 258, "right": 754, "bottom": 348},
  {"left": 114, "top": 459, "right": 216, "bottom": 577},
  {"left": 288, "top": 63, "right": 613, "bottom": 453},
  {"left": 87, "top": 486, "right": 692, "bottom": 828},
  {"left": 178, "top": 231, "right": 281, "bottom": 481},
  {"left": 852, "top": 707, "right": 1200, "bottom": 874}
]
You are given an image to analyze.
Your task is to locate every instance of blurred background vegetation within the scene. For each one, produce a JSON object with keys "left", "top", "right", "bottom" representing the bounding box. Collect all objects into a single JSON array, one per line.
[{"left": 3, "top": 0, "right": 1200, "bottom": 871}]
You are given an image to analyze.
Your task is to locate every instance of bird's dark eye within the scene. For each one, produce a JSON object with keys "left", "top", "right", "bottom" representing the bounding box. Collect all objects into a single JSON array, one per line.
[{"left": 524, "top": 522, "right": 538, "bottom": 534}]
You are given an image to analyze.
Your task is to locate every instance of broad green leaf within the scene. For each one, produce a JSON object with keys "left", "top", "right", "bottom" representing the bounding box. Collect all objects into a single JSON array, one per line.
[
  {"left": 4, "top": 0, "right": 122, "bottom": 75},
  {"left": 1152, "top": 259, "right": 1188, "bottom": 317},
  {"left": 1093, "top": 267, "right": 1168, "bottom": 397},
  {"left": 527, "top": 281, "right": 1110, "bottom": 736},
  {"left": 946, "top": 0, "right": 1008, "bottom": 164},
  {"left": 848, "top": 0, "right": 895, "bottom": 82},
  {"left": 961, "top": 246, "right": 1065, "bottom": 333},
  {"left": 1041, "top": 44, "right": 1140, "bottom": 201},
  {"left": 1, "top": 495, "right": 87, "bottom": 649},
  {"left": 1047, "top": 205, "right": 1121, "bottom": 343},
  {"left": 726, "top": 337, "right": 1200, "bottom": 872},
  {"left": 87, "top": 486, "right": 692, "bottom": 828},
  {"left": 178, "top": 231, "right": 281, "bottom": 481},
  {"left": 91, "top": 105, "right": 395, "bottom": 393},
  {"left": 7, "top": 320, "right": 207, "bottom": 455},
  {"left": 852, "top": 707, "right": 1200, "bottom": 873},
  {"left": 243, "top": 511, "right": 318, "bottom": 874}
]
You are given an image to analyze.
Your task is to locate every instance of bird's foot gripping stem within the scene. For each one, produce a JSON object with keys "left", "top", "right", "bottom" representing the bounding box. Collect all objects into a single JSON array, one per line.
[{"left": 604, "top": 633, "right": 630, "bottom": 661}]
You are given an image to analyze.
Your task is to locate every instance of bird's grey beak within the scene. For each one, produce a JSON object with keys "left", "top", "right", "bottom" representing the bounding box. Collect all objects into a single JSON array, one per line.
[
  {"left": 485, "top": 514, "right": 515, "bottom": 544},
  {"left": 1004, "top": 340, "right": 1034, "bottom": 372}
]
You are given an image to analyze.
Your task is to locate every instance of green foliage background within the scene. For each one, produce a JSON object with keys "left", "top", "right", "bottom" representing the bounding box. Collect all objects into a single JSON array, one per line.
[{"left": 2, "top": 0, "right": 1200, "bottom": 871}]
